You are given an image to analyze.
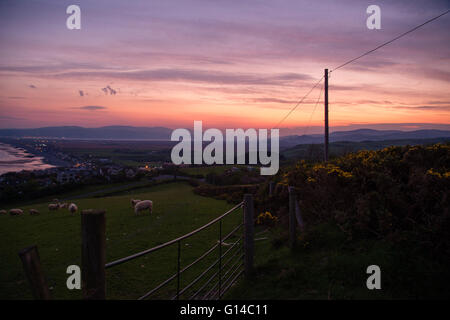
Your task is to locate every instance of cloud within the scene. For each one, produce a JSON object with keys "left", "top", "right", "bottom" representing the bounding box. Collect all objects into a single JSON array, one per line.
[
  {"left": 72, "top": 106, "right": 108, "bottom": 111},
  {"left": 251, "top": 97, "right": 299, "bottom": 104},
  {"left": 54, "top": 68, "right": 314, "bottom": 86},
  {"left": 101, "top": 85, "right": 117, "bottom": 95},
  {"left": 425, "top": 100, "right": 450, "bottom": 105},
  {"left": 392, "top": 105, "right": 450, "bottom": 111},
  {"left": 7, "top": 96, "right": 26, "bottom": 100},
  {"left": 0, "top": 115, "right": 26, "bottom": 120},
  {"left": 419, "top": 69, "right": 450, "bottom": 83}
]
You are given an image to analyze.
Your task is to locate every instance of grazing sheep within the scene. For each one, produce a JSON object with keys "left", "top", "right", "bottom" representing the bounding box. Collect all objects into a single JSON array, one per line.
[
  {"left": 134, "top": 200, "right": 153, "bottom": 215},
  {"left": 59, "top": 202, "right": 68, "bottom": 209},
  {"left": 0, "top": 209, "right": 7, "bottom": 215},
  {"left": 131, "top": 199, "right": 141, "bottom": 208},
  {"left": 9, "top": 209, "right": 23, "bottom": 216},
  {"left": 48, "top": 203, "right": 59, "bottom": 211},
  {"left": 29, "top": 209, "right": 40, "bottom": 215},
  {"left": 68, "top": 203, "right": 78, "bottom": 215},
  {"left": 52, "top": 198, "right": 59, "bottom": 203}
]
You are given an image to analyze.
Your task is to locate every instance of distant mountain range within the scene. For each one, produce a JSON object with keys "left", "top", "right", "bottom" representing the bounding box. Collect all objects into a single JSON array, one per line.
[
  {"left": 279, "top": 129, "right": 450, "bottom": 148},
  {"left": 0, "top": 126, "right": 173, "bottom": 140},
  {"left": 0, "top": 126, "right": 449, "bottom": 145}
]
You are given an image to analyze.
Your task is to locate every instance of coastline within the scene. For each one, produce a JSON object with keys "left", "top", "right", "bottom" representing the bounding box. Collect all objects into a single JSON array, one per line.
[{"left": 0, "top": 140, "right": 69, "bottom": 176}]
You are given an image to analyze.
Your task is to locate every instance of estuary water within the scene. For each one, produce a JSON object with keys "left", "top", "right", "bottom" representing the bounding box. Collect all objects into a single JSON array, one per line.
[{"left": 0, "top": 143, "right": 54, "bottom": 175}]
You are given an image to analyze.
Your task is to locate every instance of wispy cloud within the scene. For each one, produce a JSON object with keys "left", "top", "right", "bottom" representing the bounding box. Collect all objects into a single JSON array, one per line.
[
  {"left": 72, "top": 106, "right": 108, "bottom": 111},
  {"left": 391, "top": 105, "right": 450, "bottom": 111},
  {"left": 0, "top": 115, "right": 26, "bottom": 120},
  {"left": 54, "top": 69, "right": 314, "bottom": 86},
  {"left": 250, "top": 97, "right": 299, "bottom": 104},
  {"left": 7, "top": 96, "right": 26, "bottom": 100}
]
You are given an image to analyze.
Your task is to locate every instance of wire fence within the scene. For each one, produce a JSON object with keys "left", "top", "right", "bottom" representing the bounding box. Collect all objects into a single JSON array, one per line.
[{"left": 101, "top": 199, "right": 252, "bottom": 300}]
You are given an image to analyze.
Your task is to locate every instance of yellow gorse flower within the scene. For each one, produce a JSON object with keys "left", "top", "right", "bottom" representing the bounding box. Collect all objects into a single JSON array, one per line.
[{"left": 256, "top": 211, "right": 278, "bottom": 225}]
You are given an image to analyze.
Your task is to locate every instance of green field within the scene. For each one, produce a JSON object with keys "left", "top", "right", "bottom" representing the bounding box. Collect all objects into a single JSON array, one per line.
[
  {"left": 0, "top": 182, "right": 243, "bottom": 300},
  {"left": 180, "top": 165, "right": 234, "bottom": 177},
  {"left": 180, "top": 165, "right": 257, "bottom": 177}
]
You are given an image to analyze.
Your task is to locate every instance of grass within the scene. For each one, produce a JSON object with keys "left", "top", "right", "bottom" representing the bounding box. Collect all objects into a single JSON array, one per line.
[
  {"left": 180, "top": 165, "right": 233, "bottom": 177},
  {"left": 5, "top": 180, "right": 447, "bottom": 300},
  {"left": 0, "top": 181, "right": 243, "bottom": 300},
  {"left": 226, "top": 223, "right": 450, "bottom": 300},
  {"left": 180, "top": 165, "right": 254, "bottom": 177}
]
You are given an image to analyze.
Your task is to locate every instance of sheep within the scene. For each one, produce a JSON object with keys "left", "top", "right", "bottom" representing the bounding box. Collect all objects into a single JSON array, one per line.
[
  {"left": 59, "top": 202, "right": 68, "bottom": 209},
  {"left": 131, "top": 199, "right": 141, "bottom": 208},
  {"left": 52, "top": 198, "right": 59, "bottom": 203},
  {"left": 48, "top": 203, "right": 59, "bottom": 211},
  {"left": 0, "top": 209, "right": 7, "bottom": 215},
  {"left": 68, "top": 203, "right": 78, "bottom": 215},
  {"left": 9, "top": 209, "right": 23, "bottom": 216},
  {"left": 134, "top": 200, "right": 153, "bottom": 215},
  {"left": 29, "top": 209, "right": 40, "bottom": 215}
]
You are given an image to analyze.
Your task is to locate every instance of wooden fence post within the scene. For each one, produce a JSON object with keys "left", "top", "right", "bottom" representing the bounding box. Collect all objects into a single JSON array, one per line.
[
  {"left": 18, "top": 245, "right": 51, "bottom": 300},
  {"left": 288, "top": 186, "right": 297, "bottom": 248},
  {"left": 269, "top": 182, "right": 274, "bottom": 196},
  {"left": 81, "top": 209, "right": 106, "bottom": 300},
  {"left": 243, "top": 194, "right": 254, "bottom": 277}
]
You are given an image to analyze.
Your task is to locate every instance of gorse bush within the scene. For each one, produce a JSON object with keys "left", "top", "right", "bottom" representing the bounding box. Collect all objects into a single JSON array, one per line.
[
  {"left": 256, "top": 211, "right": 278, "bottom": 227},
  {"left": 260, "top": 143, "right": 450, "bottom": 258}
]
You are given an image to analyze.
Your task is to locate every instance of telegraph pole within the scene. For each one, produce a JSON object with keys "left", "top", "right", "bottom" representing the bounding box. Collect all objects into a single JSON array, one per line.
[{"left": 324, "top": 69, "right": 329, "bottom": 162}]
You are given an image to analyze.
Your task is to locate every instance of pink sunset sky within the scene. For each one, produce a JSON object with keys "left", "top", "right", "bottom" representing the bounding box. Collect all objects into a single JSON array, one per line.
[{"left": 0, "top": 0, "right": 449, "bottom": 134}]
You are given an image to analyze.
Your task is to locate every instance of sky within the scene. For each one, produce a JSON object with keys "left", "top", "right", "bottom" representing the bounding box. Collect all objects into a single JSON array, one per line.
[{"left": 0, "top": 0, "right": 449, "bottom": 134}]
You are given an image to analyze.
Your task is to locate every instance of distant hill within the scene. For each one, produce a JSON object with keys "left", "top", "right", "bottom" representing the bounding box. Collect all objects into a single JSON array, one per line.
[
  {"left": 281, "top": 137, "right": 450, "bottom": 161},
  {"left": 280, "top": 129, "right": 450, "bottom": 148},
  {"left": 0, "top": 126, "right": 172, "bottom": 140},
  {"left": 1, "top": 126, "right": 449, "bottom": 144}
]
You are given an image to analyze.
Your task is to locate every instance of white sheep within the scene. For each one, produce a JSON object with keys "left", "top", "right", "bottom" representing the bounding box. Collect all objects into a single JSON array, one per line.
[
  {"left": 59, "top": 203, "right": 68, "bottom": 209},
  {"left": 48, "top": 203, "right": 59, "bottom": 211},
  {"left": 29, "top": 209, "right": 40, "bottom": 215},
  {"left": 134, "top": 200, "right": 153, "bottom": 215},
  {"left": 131, "top": 199, "right": 141, "bottom": 208},
  {"left": 68, "top": 203, "right": 78, "bottom": 215},
  {"left": 0, "top": 209, "right": 7, "bottom": 215},
  {"left": 9, "top": 209, "right": 23, "bottom": 216}
]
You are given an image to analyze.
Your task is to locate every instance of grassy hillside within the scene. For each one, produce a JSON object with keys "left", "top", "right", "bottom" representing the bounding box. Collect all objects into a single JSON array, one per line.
[
  {"left": 180, "top": 165, "right": 239, "bottom": 177},
  {"left": 226, "top": 223, "right": 450, "bottom": 299},
  {"left": 0, "top": 182, "right": 242, "bottom": 300},
  {"left": 228, "top": 143, "right": 450, "bottom": 299}
]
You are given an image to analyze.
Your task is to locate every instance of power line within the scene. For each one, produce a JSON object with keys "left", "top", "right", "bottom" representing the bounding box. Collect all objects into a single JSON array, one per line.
[
  {"left": 273, "top": 9, "right": 449, "bottom": 128},
  {"left": 331, "top": 9, "right": 450, "bottom": 72},
  {"left": 273, "top": 76, "right": 324, "bottom": 129}
]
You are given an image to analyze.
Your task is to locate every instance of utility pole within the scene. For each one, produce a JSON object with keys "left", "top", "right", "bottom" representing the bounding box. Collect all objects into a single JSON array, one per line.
[{"left": 324, "top": 69, "right": 329, "bottom": 162}]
